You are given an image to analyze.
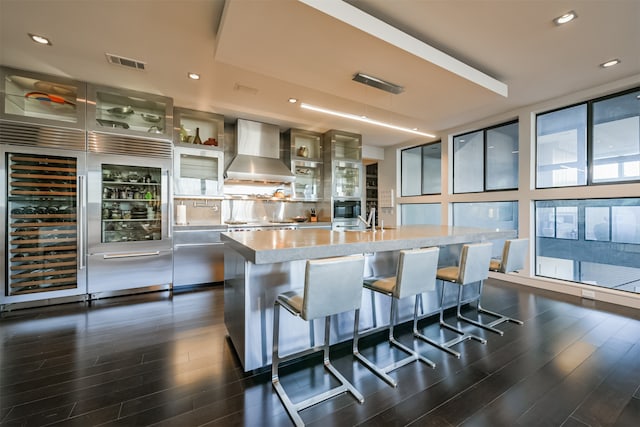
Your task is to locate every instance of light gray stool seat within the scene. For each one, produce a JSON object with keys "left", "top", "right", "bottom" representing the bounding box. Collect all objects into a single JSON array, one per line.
[
  {"left": 483, "top": 238, "right": 529, "bottom": 328},
  {"left": 436, "top": 242, "right": 494, "bottom": 348},
  {"left": 272, "top": 254, "right": 365, "bottom": 427},
  {"left": 353, "top": 247, "right": 446, "bottom": 388}
]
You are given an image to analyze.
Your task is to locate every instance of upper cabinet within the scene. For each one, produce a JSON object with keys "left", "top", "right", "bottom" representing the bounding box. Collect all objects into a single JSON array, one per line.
[
  {"left": 283, "top": 129, "right": 323, "bottom": 201},
  {"left": 324, "top": 129, "right": 362, "bottom": 162},
  {"left": 173, "top": 107, "right": 224, "bottom": 149},
  {"left": 87, "top": 84, "right": 172, "bottom": 140},
  {"left": 1, "top": 66, "right": 86, "bottom": 129}
]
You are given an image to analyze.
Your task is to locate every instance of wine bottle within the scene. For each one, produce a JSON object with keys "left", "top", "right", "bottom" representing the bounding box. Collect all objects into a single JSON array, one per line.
[{"left": 193, "top": 127, "right": 202, "bottom": 144}]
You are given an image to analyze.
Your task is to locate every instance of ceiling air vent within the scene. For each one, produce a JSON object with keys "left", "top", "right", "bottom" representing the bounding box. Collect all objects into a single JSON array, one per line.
[
  {"left": 105, "top": 53, "right": 146, "bottom": 71},
  {"left": 352, "top": 72, "right": 404, "bottom": 94}
]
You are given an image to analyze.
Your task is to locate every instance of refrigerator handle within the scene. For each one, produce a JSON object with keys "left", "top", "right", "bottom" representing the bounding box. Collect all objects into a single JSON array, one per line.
[
  {"left": 167, "top": 169, "right": 173, "bottom": 238},
  {"left": 77, "top": 174, "right": 86, "bottom": 270}
]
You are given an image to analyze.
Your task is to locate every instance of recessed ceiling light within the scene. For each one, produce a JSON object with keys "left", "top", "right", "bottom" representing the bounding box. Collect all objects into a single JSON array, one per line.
[
  {"left": 553, "top": 11, "right": 577, "bottom": 25},
  {"left": 600, "top": 59, "right": 621, "bottom": 68},
  {"left": 288, "top": 98, "right": 298, "bottom": 104},
  {"left": 28, "top": 33, "right": 51, "bottom": 46},
  {"left": 187, "top": 72, "right": 200, "bottom": 80},
  {"left": 300, "top": 102, "right": 435, "bottom": 138}
]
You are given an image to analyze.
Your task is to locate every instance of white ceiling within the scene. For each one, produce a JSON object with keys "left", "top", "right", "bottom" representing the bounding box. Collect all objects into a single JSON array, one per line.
[{"left": 1, "top": 0, "right": 639, "bottom": 149}]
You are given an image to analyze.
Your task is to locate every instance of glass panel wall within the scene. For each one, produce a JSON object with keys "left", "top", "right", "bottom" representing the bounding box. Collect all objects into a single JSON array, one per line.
[{"left": 535, "top": 198, "right": 640, "bottom": 294}]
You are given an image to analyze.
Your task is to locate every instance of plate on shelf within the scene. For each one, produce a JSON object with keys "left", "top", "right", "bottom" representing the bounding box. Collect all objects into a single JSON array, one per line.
[{"left": 24, "top": 91, "right": 75, "bottom": 109}]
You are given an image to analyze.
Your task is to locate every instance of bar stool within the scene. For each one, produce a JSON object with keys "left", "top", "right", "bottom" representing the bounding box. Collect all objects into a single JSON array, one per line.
[
  {"left": 272, "top": 254, "right": 365, "bottom": 427},
  {"left": 436, "top": 242, "right": 496, "bottom": 344},
  {"left": 482, "top": 238, "right": 529, "bottom": 328},
  {"left": 353, "top": 247, "right": 443, "bottom": 387}
]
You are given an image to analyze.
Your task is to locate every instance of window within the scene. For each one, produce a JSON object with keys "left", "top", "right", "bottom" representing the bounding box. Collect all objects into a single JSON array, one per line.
[
  {"left": 453, "top": 201, "right": 519, "bottom": 258},
  {"left": 536, "top": 87, "right": 639, "bottom": 188},
  {"left": 535, "top": 198, "right": 640, "bottom": 294},
  {"left": 401, "top": 142, "right": 441, "bottom": 196},
  {"left": 400, "top": 203, "right": 441, "bottom": 225},
  {"left": 592, "top": 90, "right": 640, "bottom": 183},
  {"left": 536, "top": 104, "right": 587, "bottom": 188},
  {"left": 453, "top": 121, "right": 519, "bottom": 193}
]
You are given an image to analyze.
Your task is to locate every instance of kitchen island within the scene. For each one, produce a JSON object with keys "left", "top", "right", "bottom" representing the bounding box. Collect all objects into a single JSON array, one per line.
[{"left": 222, "top": 225, "right": 516, "bottom": 371}]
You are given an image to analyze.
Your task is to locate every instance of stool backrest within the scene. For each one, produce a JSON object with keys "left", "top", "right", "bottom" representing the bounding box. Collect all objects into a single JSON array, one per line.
[
  {"left": 395, "top": 247, "right": 440, "bottom": 299},
  {"left": 458, "top": 242, "right": 493, "bottom": 285},
  {"left": 500, "top": 238, "right": 529, "bottom": 273},
  {"left": 302, "top": 254, "right": 365, "bottom": 320}
]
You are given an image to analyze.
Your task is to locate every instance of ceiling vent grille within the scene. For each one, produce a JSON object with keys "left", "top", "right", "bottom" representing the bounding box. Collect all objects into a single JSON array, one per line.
[
  {"left": 105, "top": 53, "right": 146, "bottom": 71},
  {"left": 352, "top": 72, "right": 404, "bottom": 94}
]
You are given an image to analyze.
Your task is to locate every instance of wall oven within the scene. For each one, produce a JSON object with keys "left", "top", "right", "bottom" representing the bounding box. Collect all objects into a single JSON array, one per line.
[{"left": 333, "top": 199, "right": 361, "bottom": 224}]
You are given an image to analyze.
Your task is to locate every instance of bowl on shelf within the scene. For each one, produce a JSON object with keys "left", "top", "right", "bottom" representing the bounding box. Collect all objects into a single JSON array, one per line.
[{"left": 140, "top": 113, "right": 162, "bottom": 123}]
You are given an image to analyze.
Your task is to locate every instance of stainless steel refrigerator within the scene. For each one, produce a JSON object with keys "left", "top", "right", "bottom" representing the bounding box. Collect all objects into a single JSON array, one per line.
[{"left": 86, "top": 132, "right": 173, "bottom": 298}]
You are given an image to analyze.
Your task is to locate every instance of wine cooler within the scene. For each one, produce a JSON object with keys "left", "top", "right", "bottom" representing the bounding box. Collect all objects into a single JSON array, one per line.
[{"left": 1, "top": 145, "right": 87, "bottom": 306}]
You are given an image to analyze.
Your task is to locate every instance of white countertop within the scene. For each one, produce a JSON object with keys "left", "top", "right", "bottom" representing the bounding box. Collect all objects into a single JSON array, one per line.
[{"left": 221, "top": 225, "right": 516, "bottom": 264}]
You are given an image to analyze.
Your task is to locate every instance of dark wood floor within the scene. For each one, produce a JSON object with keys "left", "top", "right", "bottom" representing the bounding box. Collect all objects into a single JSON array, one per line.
[{"left": 1, "top": 279, "right": 639, "bottom": 427}]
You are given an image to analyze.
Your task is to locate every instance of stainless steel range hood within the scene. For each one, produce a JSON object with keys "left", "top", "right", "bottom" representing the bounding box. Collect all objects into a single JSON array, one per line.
[{"left": 225, "top": 119, "right": 295, "bottom": 183}]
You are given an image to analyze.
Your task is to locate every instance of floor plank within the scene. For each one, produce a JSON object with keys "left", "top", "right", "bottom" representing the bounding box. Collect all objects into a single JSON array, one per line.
[{"left": 1, "top": 279, "right": 639, "bottom": 427}]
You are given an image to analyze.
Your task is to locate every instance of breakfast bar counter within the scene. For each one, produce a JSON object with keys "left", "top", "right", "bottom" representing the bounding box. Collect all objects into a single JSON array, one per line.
[{"left": 222, "top": 226, "right": 516, "bottom": 371}]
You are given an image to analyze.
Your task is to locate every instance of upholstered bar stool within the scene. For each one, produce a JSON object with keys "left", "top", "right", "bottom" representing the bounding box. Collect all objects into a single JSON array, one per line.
[
  {"left": 272, "top": 254, "right": 365, "bottom": 427},
  {"left": 436, "top": 242, "right": 498, "bottom": 341},
  {"left": 353, "top": 247, "right": 444, "bottom": 387},
  {"left": 482, "top": 238, "right": 529, "bottom": 328}
]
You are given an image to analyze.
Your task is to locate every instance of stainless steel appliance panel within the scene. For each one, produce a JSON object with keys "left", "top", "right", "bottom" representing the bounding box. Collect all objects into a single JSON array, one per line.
[
  {"left": 86, "top": 152, "right": 172, "bottom": 295},
  {"left": 87, "top": 249, "right": 172, "bottom": 296},
  {"left": 1, "top": 144, "right": 87, "bottom": 307},
  {"left": 173, "top": 228, "right": 224, "bottom": 286}
]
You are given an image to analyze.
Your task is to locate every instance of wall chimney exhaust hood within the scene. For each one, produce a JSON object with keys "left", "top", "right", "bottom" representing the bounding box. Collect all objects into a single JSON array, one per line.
[{"left": 225, "top": 119, "right": 295, "bottom": 183}]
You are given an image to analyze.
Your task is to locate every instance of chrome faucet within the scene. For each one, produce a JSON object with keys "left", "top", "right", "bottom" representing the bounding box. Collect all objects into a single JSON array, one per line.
[{"left": 357, "top": 208, "right": 376, "bottom": 231}]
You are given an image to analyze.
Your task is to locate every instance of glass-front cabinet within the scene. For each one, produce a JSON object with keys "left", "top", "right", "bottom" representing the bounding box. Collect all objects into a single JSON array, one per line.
[
  {"left": 100, "top": 164, "right": 162, "bottom": 243},
  {"left": 325, "top": 129, "right": 362, "bottom": 162},
  {"left": 1, "top": 66, "right": 86, "bottom": 129},
  {"left": 323, "top": 129, "right": 363, "bottom": 200},
  {"left": 283, "top": 129, "right": 322, "bottom": 201},
  {"left": 174, "top": 107, "right": 224, "bottom": 147},
  {"left": 87, "top": 84, "right": 172, "bottom": 139}
]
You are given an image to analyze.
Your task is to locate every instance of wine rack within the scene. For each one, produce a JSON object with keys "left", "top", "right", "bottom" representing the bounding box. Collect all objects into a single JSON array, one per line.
[{"left": 7, "top": 153, "right": 78, "bottom": 295}]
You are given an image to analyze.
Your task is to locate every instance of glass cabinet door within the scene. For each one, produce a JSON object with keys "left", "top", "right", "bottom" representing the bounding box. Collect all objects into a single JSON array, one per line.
[
  {"left": 101, "top": 164, "right": 162, "bottom": 243},
  {"left": 327, "top": 130, "right": 361, "bottom": 161},
  {"left": 292, "top": 160, "right": 322, "bottom": 200},
  {"left": 174, "top": 147, "right": 223, "bottom": 197},
  {"left": 87, "top": 84, "right": 172, "bottom": 139},
  {"left": 1, "top": 67, "right": 85, "bottom": 128},
  {"left": 6, "top": 152, "right": 79, "bottom": 295},
  {"left": 333, "top": 163, "right": 362, "bottom": 198}
]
